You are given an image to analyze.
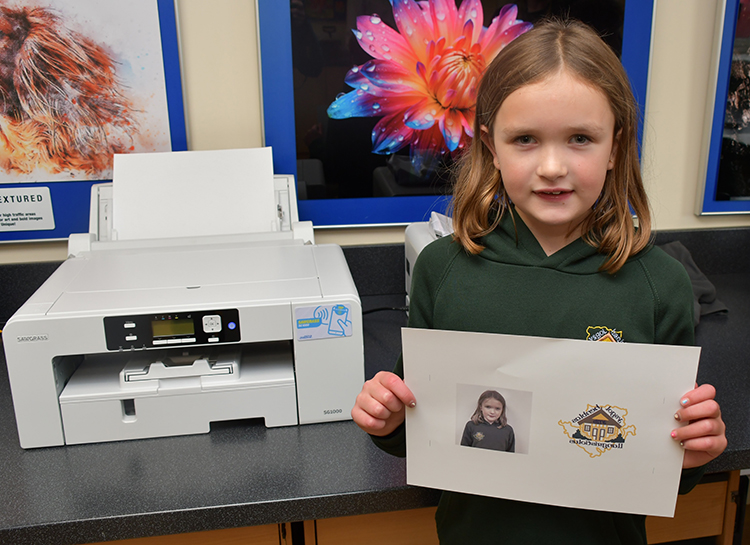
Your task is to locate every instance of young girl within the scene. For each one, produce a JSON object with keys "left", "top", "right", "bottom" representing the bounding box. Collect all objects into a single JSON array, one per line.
[
  {"left": 461, "top": 390, "right": 515, "bottom": 452},
  {"left": 351, "top": 18, "right": 727, "bottom": 545}
]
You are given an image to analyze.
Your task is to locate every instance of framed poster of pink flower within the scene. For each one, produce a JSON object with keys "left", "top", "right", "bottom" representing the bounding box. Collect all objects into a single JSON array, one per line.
[
  {"left": 0, "top": 0, "right": 186, "bottom": 242},
  {"left": 258, "top": 0, "right": 655, "bottom": 227}
]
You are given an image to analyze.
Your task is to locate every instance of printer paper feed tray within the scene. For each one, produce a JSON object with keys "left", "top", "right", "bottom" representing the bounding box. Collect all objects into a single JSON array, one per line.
[{"left": 58, "top": 342, "right": 298, "bottom": 445}]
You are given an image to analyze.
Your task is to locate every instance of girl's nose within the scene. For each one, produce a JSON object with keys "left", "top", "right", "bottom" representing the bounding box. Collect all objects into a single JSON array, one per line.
[{"left": 536, "top": 147, "right": 568, "bottom": 180}]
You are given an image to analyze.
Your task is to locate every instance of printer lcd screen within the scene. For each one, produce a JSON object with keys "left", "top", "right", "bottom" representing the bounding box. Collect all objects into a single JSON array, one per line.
[{"left": 152, "top": 319, "right": 194, "bottom": 338}]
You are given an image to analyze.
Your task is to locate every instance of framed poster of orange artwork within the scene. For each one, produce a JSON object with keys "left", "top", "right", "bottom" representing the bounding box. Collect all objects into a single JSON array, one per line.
[{"left": 0, "top": 0, "right": 186, "bottom": 242}]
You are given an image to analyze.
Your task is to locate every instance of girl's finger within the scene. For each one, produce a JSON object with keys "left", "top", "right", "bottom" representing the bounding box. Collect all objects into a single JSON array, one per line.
[
  {"left": 367, "top": 379, "right": 409, "bottom": 413},
  {"left": 678, "top": 384, "right": 716, "bottom": 408},
  {"left": 674, "top": 399, "right": 721, "bottom": 423},
  {"left": 351, "top": 404, "right": 390, "bottom": 432},
  {"left": 374, "top": 371, "right": 417, "bottom": 408},
  {"left": 355, "top": 390, "right": 394, "bottom": 421},
  {"left": 672, "top": 416, "right": 724, "bottom": 443}
]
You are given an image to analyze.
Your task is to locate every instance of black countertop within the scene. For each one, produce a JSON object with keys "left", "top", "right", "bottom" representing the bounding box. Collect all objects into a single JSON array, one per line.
[{"left": 0, "top": 233, "right": 749, "bottom": 544}]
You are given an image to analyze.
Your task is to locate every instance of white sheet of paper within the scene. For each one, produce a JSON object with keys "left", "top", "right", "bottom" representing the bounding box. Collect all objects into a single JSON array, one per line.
[
  {"left": 112, "top": 148, "right": 277, "bottom": 240},
  {"left": 402, "top": 328, "right": 701, "bottom": 517}
]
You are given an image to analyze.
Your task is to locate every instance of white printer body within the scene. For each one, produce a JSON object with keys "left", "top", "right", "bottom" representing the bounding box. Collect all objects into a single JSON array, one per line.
[
  {"left": 2, "top": 151, "right": 364, "bottom": 449},
  {"left": 404, "top": 212, "right": 454, "bottom": 306}
]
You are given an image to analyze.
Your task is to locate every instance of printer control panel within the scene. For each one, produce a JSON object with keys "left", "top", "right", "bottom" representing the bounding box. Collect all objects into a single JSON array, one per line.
[{"left": 104, "top": 309, "right": 241, "bottom": 351}]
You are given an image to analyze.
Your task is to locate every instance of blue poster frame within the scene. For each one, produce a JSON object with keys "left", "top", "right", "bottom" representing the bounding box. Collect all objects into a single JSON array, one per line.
[
  {"left": 258, "top": 0, "right": 656, "bottom": 227},
  {"left": 0, "top": 0, "right": 187, "bottom": 243},
  {"left": 698, "top": 0, "right": 750, "bottom": 215}
]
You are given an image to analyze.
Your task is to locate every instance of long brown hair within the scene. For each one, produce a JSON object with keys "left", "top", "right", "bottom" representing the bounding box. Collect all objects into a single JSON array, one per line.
[
  {"left": 470, "top": 390, "right": 508, "bottom": 428},
  {"left": 451, "top": 18, "right": 651, "bottom": 274}
]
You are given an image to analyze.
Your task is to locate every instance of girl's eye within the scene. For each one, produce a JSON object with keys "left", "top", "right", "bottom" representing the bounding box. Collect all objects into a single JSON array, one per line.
[
  {"left": 515, "top": 135, "right": 534, "bottom": 145},
  {"left": 571, "top": 135, "right": 590, "bottom": 145}
]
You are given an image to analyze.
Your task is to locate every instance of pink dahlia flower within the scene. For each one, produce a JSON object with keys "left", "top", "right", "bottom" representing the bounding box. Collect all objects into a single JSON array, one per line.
[{"left": 327, "top": 1, "right": 531, "bottom": 169}]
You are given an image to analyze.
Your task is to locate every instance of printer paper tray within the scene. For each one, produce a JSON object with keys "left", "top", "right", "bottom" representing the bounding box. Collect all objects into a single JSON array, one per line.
[{"left": 58, "top": 342, "right": 298, "bottom": 445}]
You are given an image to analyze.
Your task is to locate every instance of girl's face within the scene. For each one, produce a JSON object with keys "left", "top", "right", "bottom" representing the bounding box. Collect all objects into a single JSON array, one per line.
[
  {"left": 481, "top": 70, "right": 618, "bottom": 255},
  {"left": 481, "top": 398, "right": 504, "bottom": 424}
]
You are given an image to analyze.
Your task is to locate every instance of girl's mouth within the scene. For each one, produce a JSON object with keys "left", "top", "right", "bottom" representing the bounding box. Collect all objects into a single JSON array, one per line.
[{"left": 535, "top": 189, "right": 572, "bottom": 200}]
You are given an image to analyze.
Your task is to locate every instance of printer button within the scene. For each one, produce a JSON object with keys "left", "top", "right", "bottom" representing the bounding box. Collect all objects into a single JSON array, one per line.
[
  {"left": 202, "top": 315, "right": 222, "bottom": 333},
  {"left": 183, "top": 338, "right": 196, "bottom": 343},
  {"left": 208, "top": 337, "right": 220, "bottom": 343},
  {"left": 125, "top": 335, "right": 137, "bottom": 342},
  {"left": 124, "top": 322, "right": 136, "bottom": 329},
  {"left": 152, "top": 339, "right": 168, "bottom": 345},
  {"left": 167, "top": 339, "right": 182, "bottom": 344}
]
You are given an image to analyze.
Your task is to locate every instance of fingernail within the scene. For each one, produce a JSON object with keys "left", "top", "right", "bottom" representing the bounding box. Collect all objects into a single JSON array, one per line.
[
  {"left": 671, "top": 430, "right": 677, "bottom": 438},
  {"left": 408, "top": 401, "right": 416, "bottom": 408},
  {"left": 680, "top": 398, "right": 689, "bottom": 406},
  {"left": 680, "top": 441, "right": 684, "bottom": 448},
  {"left": 674, "top": 413, "right": 680, "bottom": 421}
]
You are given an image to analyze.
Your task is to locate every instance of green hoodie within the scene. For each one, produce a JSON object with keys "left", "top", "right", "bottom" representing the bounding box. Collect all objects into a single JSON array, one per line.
[{"left": 373, "top": 211, "right": 704, "bottom": 545}]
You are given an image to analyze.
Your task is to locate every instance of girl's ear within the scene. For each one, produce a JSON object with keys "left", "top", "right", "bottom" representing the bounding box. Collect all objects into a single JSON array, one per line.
[
  {"left": 608, "top": 129, "right": 622, "bottom": 170},
  {"left": 480, "top": 125, "right": 501, "bottom": 170}
]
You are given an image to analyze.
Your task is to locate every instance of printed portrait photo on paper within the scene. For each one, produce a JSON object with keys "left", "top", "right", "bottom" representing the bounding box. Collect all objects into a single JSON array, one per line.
[{"left": 455, "top": 383, "right": 532, "bottom": 455}]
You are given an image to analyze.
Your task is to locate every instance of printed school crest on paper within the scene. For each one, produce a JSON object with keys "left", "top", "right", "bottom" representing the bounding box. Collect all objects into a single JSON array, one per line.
[
  {"left": 558, "top": 405, "right": 637, "bottom": 458},
  {"left": 586, "top": 326, "right": 623, "bottom": 343}
]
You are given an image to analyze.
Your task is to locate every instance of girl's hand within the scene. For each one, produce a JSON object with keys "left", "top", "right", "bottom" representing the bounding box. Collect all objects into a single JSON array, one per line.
[
  {"left": 352, "top": 371, "right": 416, "bottom": 437},
  {"left": 672, "top": 384, "right": 727, "bottom": 469}
]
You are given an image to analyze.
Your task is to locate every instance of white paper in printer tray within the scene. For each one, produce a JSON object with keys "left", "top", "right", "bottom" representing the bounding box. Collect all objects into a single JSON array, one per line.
[{"left": 112, "top": 148, "right": 277, "bottom": 240}]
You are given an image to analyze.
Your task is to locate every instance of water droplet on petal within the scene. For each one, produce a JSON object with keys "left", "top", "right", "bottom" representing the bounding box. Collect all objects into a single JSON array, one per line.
[
  {"left": 361, "top": 83, "right": 369, "bottom": 91},
  {"left": 370, "top": 15, "right": 381, "bottom": 24},
  {"left": 382, "top": 45, "right": 390, "bottom": 52},
  {"left": 373, "top": 103, "right": 381, "bottom": 110},
  {"left": 406, "top": 26, "right": 413, "bottom": 36},
  {"left": 336, "top": 92, "right": 346, "bottom": 99},
  {"left": 436, "top": 12, "right": 446, "bottom": 21},
  {"left": 425, "top": 114, "right": 434, "bottom": 121},
  {"left": 351, "top": 66, "right": 359, "bottom": 73},
  {"left": 383, "top": 54, "right": 392, "bottom": 60},
  {"left": 365, "top": 64, "right": 376, "bottom": 72},
  {"left": 470, "top": 9, "right": 478, "bottom": 18},
  {"left": 354, "top": 30, "right": 363, "bottom": 40}
]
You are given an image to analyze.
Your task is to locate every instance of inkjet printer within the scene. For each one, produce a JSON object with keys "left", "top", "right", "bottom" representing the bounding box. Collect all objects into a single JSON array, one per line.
[{"left": 2, "top": 148, "right": 364, "bottom": 449}]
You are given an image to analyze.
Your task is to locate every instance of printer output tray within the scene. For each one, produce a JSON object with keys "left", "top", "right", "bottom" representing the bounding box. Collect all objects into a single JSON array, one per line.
[{"left": 58, "top": 342, "right": 298, "bottom": 445}]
